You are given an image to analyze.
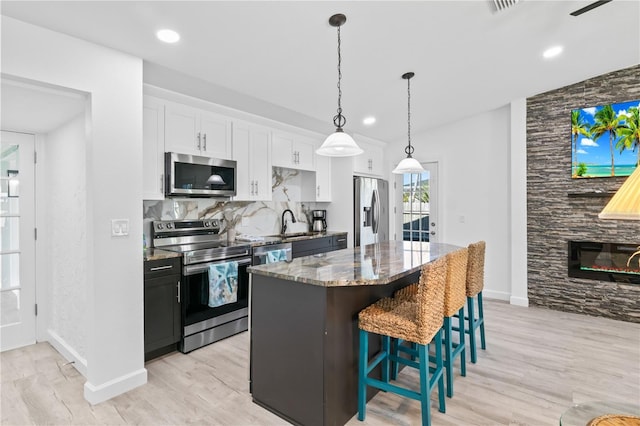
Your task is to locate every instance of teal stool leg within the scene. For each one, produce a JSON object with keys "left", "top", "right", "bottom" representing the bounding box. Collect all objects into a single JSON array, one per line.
[
  {"left": 478, "top": 292, "right": 486, "bottom": 350},
  {"left": 458, "top": 307, "right": 466, "bottom": 377},
  {"left": 434, "top": 330, "right": 445, "bottom": 413},
  {"left": 358, "top": 329, "right": 368, "bottom": 420},
  {"left": 417, "top": 343, "right": 431, "bottom": 426},
  {"left": 381, "top": 335, "right": 390, "bottom": 384},
  {"left": 443, "top": 317, "right": 454, "bottom": 398},
  {"left": 467, "top": 296, "right": 478, "bottom": 363},
  {"left": 391, "top": 338, "right": 399, "bottom": 380}
]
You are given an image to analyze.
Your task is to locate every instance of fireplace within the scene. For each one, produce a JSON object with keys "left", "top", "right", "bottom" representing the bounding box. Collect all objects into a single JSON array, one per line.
[{"left": 568, "top": 241, "right": 640, "bottom": 284}]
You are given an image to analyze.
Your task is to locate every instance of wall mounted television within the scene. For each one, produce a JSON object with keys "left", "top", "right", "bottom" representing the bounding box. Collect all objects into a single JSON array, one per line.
[{"left": 571, "top": 99, "right": 640, "bottom": 178}]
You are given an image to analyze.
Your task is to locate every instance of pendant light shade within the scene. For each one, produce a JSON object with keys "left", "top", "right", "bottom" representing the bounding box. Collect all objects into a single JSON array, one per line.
[
  {"left": 316, "top": 13, "right": 363, "bottom": 157},
  {"left": 393, "top": 72, "right": 425, "bottom": 174}
]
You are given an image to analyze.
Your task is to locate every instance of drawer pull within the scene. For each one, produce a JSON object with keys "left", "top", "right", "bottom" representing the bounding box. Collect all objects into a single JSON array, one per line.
[{"left": 150, "top": 265, "right": 173, "bottom": 271}]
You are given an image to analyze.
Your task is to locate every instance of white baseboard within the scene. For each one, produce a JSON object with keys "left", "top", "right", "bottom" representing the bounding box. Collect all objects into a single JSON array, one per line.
[
  {"left": 84, "top": 368, "right": 147, "bottom": 405},
  {"left": 47, "top": 329, "right": 88, "bottom": 377},
  {"left": 482, "top": 289, "right": 510, "bottom": 301},
  {"left": 509, "top": 295, "right": 529, "bottom": 307}
]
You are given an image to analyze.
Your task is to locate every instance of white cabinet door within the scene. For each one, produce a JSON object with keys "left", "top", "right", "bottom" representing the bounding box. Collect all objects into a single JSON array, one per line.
[
  {"left": 165, "top": 102, "right": 232, "bottom": 159},
  {"left": 199, "top": 111, "right": 232, "bottom": 159},
  {"left": 233, "top": 122, "right": 271, "bottom": 201},
  {"left": 271, "top": 131, "right": 315, "bottom": 171},
  {"left": 165, "top": 102, "right": 200, "bottom": 155},
  {"left": 293, "top": 137, "right": 315, "bottom": 171},
  {"left": 315, "top": 152, "right": 332, "bottom": 202},
  {"left": 271, "top": 131, "right": 294, "bottom": 168},
  {"left": 251, "top": 128, "right": 271, "bottom": 201},
  {"left": 143, "top": 96, "right": 165, "bottom": 200},
  {"left": 354, "top": 141, "right": 384, "bottom": 177}
]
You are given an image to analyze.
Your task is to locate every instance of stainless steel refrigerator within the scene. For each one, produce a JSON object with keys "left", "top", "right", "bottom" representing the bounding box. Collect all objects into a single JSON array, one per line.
[{"left": 354, "top": 176, "right": 389, "bottom": 247}]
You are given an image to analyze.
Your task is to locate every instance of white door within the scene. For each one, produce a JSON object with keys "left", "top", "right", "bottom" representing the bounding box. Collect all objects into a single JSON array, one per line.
[
  {"left": 1, "top": 131, "right": 36, "bottom": 351},
  {"left": 399, "top": 162, "right": 439, "bottom": 243}
]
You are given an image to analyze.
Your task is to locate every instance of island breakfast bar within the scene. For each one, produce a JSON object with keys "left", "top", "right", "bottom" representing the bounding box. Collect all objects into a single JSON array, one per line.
[{"left": 248, "top": 241, "right": 460, "bottom": 426}]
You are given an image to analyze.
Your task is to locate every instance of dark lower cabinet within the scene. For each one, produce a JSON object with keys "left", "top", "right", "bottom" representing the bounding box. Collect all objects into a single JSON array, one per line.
[
  {"left": 144, "top": 257, "right": 181, "bottom": 361},
  {"left": 291, "top": 233, "right": 348, "bottom": 259}
]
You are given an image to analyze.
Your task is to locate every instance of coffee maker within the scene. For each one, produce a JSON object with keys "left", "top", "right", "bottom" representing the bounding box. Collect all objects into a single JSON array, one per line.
[{"left": 311, "top": 210, "right": 327, "bottom": 233}]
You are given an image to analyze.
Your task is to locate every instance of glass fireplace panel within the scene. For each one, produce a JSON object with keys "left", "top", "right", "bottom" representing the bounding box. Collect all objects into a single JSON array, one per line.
[{"left": 568, "top": 241, "right": 640, "bottom": 284}]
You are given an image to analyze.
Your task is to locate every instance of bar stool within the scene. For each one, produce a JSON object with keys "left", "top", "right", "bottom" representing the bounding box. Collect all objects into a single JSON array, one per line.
[
  {"left": 357, "top": 255, "right": 448, "bottom": 426},
  {"left": 393, "top": 247, "right": 469, "bottom": 398},
  {"left": 440, "top": 247, "right": 468, "bottom": 398},
  {"left": 465, "top": 241, "right": 486, "bottom": 363}
]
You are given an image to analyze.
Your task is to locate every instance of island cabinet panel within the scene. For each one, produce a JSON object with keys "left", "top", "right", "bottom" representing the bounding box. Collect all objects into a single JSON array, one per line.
[{"left": 250, "top": 271, "right": 420, "bottom": 426}]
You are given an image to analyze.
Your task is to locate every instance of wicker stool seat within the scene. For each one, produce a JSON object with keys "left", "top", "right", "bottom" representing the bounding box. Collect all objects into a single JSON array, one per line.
[
  {"left": 465, "top": 241, "right": 486, "bottom": 363},
  {"left": 393, "top": 247, "right": 468, "bottom": 398},
  {"left": 357, "top": 255, "right": 448, "bottom": 426}
]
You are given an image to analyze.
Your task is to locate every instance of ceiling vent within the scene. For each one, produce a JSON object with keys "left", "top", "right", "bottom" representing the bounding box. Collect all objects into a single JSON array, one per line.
[{"left": 493, "top": 0, "right": 520, "bottom": 12}]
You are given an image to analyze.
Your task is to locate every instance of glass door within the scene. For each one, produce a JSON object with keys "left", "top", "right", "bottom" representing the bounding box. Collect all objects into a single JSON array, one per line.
[
  {"left": 401, "top": 162, "right": 438, "bottom": 243},
  {"left": 1, "top": 131, "right": 36, "bottom": 351}
]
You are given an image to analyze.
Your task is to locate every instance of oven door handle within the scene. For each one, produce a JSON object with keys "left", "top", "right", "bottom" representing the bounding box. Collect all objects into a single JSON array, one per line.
[{"left": 183, "top": 257, "right": 252, "bottom": 276}]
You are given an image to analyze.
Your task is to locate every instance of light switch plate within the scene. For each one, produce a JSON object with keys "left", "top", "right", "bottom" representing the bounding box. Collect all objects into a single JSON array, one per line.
[{"left": 111, "top": 219, "right": 130, "bottom": 237}]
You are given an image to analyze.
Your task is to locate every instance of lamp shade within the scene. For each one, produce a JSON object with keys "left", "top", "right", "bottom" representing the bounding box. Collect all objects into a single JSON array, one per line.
[
  {"left": 599, "top": 167, "right": 640, "bottom": 220},
  {"left": 316, "top": 130, "right": 363, "bottom": 157},
  {"left": 392, "top": 156, "right": 425, "bottom": 174}
]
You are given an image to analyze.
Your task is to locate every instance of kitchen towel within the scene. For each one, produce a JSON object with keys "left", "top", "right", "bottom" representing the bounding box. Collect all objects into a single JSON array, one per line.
[
  {"left": 207, "top": 261, "right": 238, "bottom": 308},
  {"left": 266, "top": 249, "right": 289, "bottom": 264}
]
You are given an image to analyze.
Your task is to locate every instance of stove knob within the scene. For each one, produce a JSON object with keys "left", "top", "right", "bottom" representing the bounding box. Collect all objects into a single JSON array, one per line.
[
  {"left": 204, "top": 221, "right": 211, "bottom": 227},
  {"left": 156, "top": 223, "right": 164, "bottom": 230},
  {"left": 166, "top": 223, "right": 173, "bottom": 229}
]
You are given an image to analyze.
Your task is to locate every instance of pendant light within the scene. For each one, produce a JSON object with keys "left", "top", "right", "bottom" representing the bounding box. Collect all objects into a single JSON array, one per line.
[
  {"left": 392, "top": 72, "right": 425, "bottom": 174},
  {"left": 316, "top": 13, "right": 363, "bottom": 157}
]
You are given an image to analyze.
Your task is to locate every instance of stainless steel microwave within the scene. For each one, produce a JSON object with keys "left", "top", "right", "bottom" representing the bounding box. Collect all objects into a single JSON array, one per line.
[{"left": 165, "top": 152, "right": 237, "bottom": 198}]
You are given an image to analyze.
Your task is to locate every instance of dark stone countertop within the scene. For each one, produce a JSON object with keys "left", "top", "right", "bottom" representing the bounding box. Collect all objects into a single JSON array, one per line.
[
  {"left": 248, "top": 241, "right": 461, "bottom": 287},
  {"left": 143, "top": 248, "right": 182, "bottom": 262}
]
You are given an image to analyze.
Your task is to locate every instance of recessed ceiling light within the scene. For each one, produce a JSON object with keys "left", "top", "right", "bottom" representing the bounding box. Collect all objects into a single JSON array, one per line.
[
  {"left": 543, "top": 45, "right": 563, "bottom": 59},
  {"left": 363, "top": 116, "right": 376, "bottom": 125},
  {"left": 157, "top": 29, "right": 180, "bottom": 44}
]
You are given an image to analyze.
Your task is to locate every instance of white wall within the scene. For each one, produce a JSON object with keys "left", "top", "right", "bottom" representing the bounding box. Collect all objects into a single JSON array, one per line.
[
  {"left": 387, "top": 106, "right": 513, "bottom": 300},
  {"left": 45, "top": 113, "right": 88, "bottom": 371},
  {"left": 2, "top": 16, "right": 146, "bottom": 403}
]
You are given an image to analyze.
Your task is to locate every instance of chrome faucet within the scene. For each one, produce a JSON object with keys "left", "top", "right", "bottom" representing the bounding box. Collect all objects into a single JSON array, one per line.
[{"left": 281, "top": 209, "right": 297, "bottom": 234}]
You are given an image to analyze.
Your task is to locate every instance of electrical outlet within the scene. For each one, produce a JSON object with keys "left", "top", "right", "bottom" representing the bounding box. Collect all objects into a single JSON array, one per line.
[{"left": 111, "top": 219, "right": 130, "bottom": 237}]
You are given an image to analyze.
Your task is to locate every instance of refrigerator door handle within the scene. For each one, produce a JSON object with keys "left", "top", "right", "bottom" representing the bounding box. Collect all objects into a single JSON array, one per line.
[{"left": 372, "top": 189, "right": 380, "bottom": 234}]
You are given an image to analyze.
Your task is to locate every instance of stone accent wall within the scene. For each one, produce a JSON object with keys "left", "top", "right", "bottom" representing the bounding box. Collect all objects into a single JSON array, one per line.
[{"left": 527, "top": 64, "right": 640, "bottom": 323}]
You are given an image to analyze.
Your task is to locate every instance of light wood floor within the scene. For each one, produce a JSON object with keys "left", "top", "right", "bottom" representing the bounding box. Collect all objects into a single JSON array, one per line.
[{"left": 2, "top": 300, "right": 639, "bottom": 425}]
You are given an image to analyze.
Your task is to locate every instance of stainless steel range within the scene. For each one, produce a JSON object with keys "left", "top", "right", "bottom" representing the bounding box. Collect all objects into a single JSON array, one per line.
[{"left": 152, "top": 219, "right": 251, "bottom": 353}]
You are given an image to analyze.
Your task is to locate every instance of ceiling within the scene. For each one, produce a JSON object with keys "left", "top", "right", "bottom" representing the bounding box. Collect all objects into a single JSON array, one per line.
[{"left": 1, "top": 1, "right": 639, "bottom": 142}]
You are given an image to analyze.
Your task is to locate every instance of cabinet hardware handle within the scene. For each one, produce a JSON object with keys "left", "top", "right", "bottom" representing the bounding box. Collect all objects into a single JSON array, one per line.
[
  {"left": 337, "top": 238, "right": 346, "bottom": 242},
  {"left": 197, "top": 132, "right": 201, "bottom": 150},
  {"left": 150, "top": 265, "right": 173, "bottom": 271},
  {"left": 255, "top": 181, "right": 259, "bottom": 195},
  {"left": 160, "top": 173, "right": 164, "bottom": 193},
  {"left": 317, "top": 185, "right": 320, "bottom": 197},
  {"left": 251, "top": 181, "right": 255, "bottom": 195},
  {"left": 177, "top": 280, "right": 181, "bottom": 303},
  {"left": 203, "top": 133, "right": 207, "bottom": 151}
]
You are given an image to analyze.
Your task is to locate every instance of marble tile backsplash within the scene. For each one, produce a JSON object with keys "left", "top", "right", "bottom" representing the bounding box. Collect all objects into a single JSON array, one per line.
[{"left": 144, "top": 166, "right": 320, "bottom": 245}]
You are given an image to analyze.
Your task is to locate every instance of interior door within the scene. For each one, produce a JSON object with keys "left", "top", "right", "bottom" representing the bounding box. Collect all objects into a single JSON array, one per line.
[
  {"left": 1, "top": 131, "right": 36, "bottom": 351},
  {"left": 399, "top": 162, "right": 439, "bottom": 243}
]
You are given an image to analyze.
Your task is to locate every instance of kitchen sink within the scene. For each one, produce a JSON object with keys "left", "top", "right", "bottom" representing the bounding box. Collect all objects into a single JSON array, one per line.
[{"left": 269, "top": 232, "right": 324, "bottom": 241}]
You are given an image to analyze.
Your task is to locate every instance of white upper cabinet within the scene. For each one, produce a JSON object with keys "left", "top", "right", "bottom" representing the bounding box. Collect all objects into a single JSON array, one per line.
[
  {"left": 165, "top": 101, "right": 232, "bottom": 159},
  {"left": 314, "top": 151, "right": 332, "bottom": 202},
  {"left": 233, "top": 121, "right": 272, "bottom": 201},
  {"left": 272, "top": 131, "right": 315, "bottom": 171},
  {"left": 353, "top": 138, "right": 385, "bottom": 177},
  {"left": 142, "top": 95, "right": 165, "bottom": 200}
]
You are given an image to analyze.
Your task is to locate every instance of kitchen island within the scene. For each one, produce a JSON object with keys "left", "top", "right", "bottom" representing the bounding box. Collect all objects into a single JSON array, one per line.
[{"left": 248, "top": 241, "right": 460, "bottom": 426}]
